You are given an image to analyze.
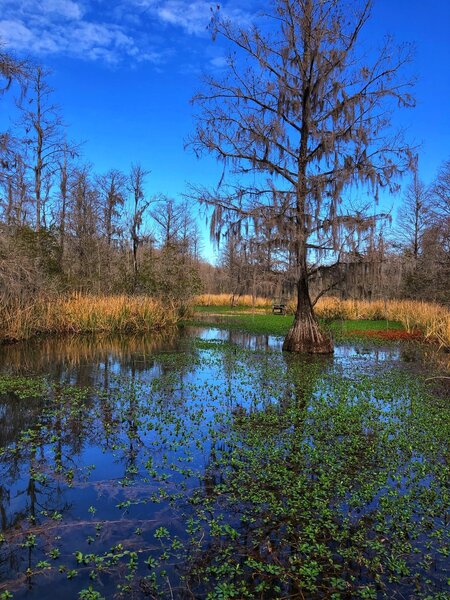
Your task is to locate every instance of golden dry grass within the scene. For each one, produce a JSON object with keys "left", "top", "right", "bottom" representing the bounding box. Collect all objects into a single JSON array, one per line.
[
  {"left": 298, "top": 297, "right": 450, "bottom": 350},
  {"left": 196, "top": 293, "right": 272, "bottom": 308},
  {"left": 0, "top": 294, "right": 178, "bottom": 342}
]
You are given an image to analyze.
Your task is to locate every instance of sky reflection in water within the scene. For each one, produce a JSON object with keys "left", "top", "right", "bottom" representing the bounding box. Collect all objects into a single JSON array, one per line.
[{"left": 0, "top": 328, "right": 448, "bottom": 599}]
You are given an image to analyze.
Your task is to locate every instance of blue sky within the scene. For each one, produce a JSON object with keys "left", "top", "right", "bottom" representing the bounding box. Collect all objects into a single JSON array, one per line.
[{"left": 1, "top": 0, "right": 449, "bottom": 261}]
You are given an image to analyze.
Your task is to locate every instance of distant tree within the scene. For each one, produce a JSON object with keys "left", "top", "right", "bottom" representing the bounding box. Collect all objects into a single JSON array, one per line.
[
  {"left": 219, "top": 232, "right": 246, "bottom": 302},
  {"left": 150, "top": 197, "right": 202, "bottom": 305},
  {"left": 0, "top": 154, "right": 30, "bottom": 225},
  {"left": 96, "top": 169, "right": 126, "bottom": 246},
  {"left": 151, "top": 197, "right": 201, "bottom": 259},
  {"left": 394, "top": 159, "right": 450, "bottom": 304},
  {"left": 151, "top": 197, "right": 185, "bottom": 248},
  {"left": 0, "top": 223, "right": 63, "bottom": 306},
  {"left": 182, "top": 211, "right": 203, "bottom": 263},
  {"left": 128, "top": 164, "right": 151, "bottom": 290},
  {"left": 0, "top": 47, "right": 29, "bottom": 210},
  {"left": 218, "top": 227, "right": 280, "bottom": 303},
  {"left": 432, "top": 159, "right": 450, "bottom": 218},
  {"left": 56, "top": 141, "right": 78, "bottom": 258},
  {"left": 19, "top": 65, "right": 65, "bottom": 232},
  {"left": 396, "top": 165, "right": 432, "bottom": 259},
  {"left": 66, "top": 166, "right": 99, "bottom": 287},
  {"left": 190, "top": 0, "right": 414, "bottom": 352},
  {"left": 425, "top": 159, "right": 450, "bottom": 303}
]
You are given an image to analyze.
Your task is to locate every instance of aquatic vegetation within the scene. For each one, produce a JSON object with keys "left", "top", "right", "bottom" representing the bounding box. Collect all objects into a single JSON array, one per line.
[{"left": 0, "top": 331, "right": 449, "bottom": 599}]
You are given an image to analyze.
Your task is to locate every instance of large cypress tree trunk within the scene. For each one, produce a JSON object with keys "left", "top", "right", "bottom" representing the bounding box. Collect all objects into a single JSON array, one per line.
[{"left": 282, "top": 268, "right": 333, "bottom": 354}]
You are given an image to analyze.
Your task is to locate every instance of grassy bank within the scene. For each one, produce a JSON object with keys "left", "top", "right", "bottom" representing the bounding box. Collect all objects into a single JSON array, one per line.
[
  {"left": 195, "top": 295, "right": 450, "bottom": 349},
  {"left": 0, "top": 294, "right": 179, "bottom": 342},
  {"left": 191, "top": 312, "right": 405, "bottom": 339}
]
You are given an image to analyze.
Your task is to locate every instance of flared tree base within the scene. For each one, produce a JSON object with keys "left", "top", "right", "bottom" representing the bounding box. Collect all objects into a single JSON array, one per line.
[{"left": 282, "top": 311, "right": 333, "bottom": 354}]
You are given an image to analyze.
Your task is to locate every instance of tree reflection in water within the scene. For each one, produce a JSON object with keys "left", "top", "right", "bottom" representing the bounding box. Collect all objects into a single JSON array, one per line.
[{"left": 0, "top": 329, "right": 448, "bottom": 599}]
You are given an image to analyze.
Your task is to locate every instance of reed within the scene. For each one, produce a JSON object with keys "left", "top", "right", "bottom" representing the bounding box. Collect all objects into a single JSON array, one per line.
[
  {"left": 0, "top": 294, "right": 178, "bottom": 342},
  {"left": 312, "top": 298, "right": 450, "bottom": 349},
  {"left": 195, "top": 293, "right": 272, "bottom": 308}
]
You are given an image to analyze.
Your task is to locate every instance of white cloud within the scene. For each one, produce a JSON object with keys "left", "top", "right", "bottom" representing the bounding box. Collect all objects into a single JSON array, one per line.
[
  {"left": 209, "top": 55, "right": 227, "bottom": 68},
  {"left": 0, "top": 0, "right": 255, "bottom": 66},
  {"left": 0, "top": 20, "right": 34, "bottom": 51},
  {"left": 41, "top": 0, "right": 84, "bottom": 20},
  {"left": 0, "top": 0, "right": 164, "bottom": 64},
  {"left": 155, "top": 1, "right": 214, "bottom": 35},
  {"left": 130, "top": 0, "right": 253, "bottom": 36}
]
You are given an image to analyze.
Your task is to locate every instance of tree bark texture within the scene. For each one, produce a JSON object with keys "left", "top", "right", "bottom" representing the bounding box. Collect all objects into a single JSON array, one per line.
[{"left": 283, "top": 270, "right": 333, "bottom": 354}]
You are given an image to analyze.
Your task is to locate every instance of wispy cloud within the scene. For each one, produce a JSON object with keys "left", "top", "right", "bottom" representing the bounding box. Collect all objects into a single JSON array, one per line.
[
  {"left": 133, "top": 0, "right": 252, "bottom": 35},
  {"left": 40, "top": 0, "right": 85, "bottom": 20},
  {"left": 0, "top": 18, "right": 142, "bottom": 64},
  {"left": 209, "top": 55, "right": 228, "bottom": 69},
  {"left": 0, "top": 0, "right": 164, "bottom": 64},
  {"left": 142, "top": 0, "right": 217, "bottom": 35},
  {"left": 0, "top": 0, "right": 255, "bottom": 65}
]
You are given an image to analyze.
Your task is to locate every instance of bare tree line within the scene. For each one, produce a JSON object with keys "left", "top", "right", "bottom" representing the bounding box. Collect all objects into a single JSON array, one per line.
[{"left": 0, "top": 53, "right": 202, "bottom": 305}]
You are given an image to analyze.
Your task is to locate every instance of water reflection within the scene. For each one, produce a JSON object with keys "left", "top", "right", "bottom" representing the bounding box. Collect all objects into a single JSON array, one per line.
[
  {"left": 0, "top": 328, "right": 448, "bottom": 599},
  {"left": 196, "top": 326, "right": 284, "bottom": 351},
  {"left": 0, "top": 328, "right": 427, "bottom": 382},
  {"left": 0, "top": 330, "right": 431, "bottom": 458},
  {"left": 0, "top": 331, "right": 185, "bottom": 384}
]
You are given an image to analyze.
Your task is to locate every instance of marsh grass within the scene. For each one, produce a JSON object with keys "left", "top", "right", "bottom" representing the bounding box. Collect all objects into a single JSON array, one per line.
[
  {"left": 0, "top": 294, "right": 178, "bottom": 342},
  {"left": 313, "top": 298, "right": 450, "bottom": 349},
  {"left": 196, "top": 293, "right": 272, "bottom": 308}
]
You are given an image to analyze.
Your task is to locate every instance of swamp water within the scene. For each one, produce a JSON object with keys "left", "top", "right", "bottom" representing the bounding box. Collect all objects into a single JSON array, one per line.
[{"left": 0, "top": 327, "right": 449, "bottom": 599}]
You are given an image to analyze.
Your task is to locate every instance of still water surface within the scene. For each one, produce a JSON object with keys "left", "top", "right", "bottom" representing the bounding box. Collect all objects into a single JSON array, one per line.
[{"left": 0, "top": 328, "right": 448, "bottom": 599}]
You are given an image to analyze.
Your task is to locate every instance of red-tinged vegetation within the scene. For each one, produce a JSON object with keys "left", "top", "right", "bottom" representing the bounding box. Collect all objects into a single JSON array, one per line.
[{"left": 348, "top": 329, "right": 424, "bottom": 341}]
